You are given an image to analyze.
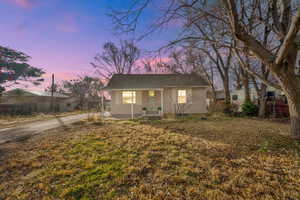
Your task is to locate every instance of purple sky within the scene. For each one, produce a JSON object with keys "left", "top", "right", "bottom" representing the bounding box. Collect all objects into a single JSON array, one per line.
[{"left": 1, "top": 0, "right": 179, "bottom": 90}]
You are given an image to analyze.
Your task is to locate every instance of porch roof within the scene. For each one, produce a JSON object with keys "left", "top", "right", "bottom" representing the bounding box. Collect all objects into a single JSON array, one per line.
[{"left": 104, "top": 74, "right": 209, "bottom": 90}]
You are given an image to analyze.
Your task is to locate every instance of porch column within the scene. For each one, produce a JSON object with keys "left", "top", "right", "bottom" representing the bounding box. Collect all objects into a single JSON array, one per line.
[
  {"left": 161, "top": 89, "right": 164, "bottom": 116},
  {"left": 131, "top": 91, "right": 134, "bottom": 120}
]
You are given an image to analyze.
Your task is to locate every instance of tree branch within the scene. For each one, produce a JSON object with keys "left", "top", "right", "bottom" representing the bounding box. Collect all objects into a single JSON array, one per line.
[
  {"left": 223, "top": 0, "right": 275, "bottom": 67},
  {"left": 275, "top": 4, "right": 300, "bottom": 65},
  {"left": 234, "top": 49, "right": 282, "bottom": 90}
]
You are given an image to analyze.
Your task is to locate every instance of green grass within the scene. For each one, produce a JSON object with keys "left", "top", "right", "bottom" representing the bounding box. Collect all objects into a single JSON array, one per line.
[
  {"left": 28, "top": 139, "right": 130, "bottom": 200},
  {"left": 1, "top": 117, "right": 300, "bottom": 200}
]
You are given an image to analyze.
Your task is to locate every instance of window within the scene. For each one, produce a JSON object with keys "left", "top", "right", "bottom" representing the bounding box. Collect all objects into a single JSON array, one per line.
[
  {"left": 232, "top": 95, "right": 238, "bottom": 101},
  {"left": 149, "top": 90, "right": 155, "bottom": 97},
  {"left": 267, "top": 91, "right": 275, "bottom": 97},
  {"left": 178, "top": 90, "right": 187, "bottom": 104},
  {"left": 122, "top": 91, "right": 136, "bottom": 104}
]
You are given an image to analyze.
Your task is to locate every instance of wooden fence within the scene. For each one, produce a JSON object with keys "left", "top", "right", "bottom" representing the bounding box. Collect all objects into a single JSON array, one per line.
[
  {"left": 266, "top": 100, "right": 289, "bottom": 118},
  {"left": 0, "top": 103, "right": 37, "bottom": 115}
]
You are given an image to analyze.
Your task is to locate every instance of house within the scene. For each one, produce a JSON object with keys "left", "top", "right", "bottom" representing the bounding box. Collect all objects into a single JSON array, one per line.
[
  {"left": 104, "top": 74, "right": 209, "bottom": 118},
  {"left": 231, "top": 86, "right": 285, "bottom": 106},
  {"left": 0, "top": 88, "right": 79, "bottom": 114}
]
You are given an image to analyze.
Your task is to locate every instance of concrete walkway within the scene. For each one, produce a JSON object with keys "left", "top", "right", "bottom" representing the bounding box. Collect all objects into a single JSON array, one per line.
[{"left": 0, "top": 113, "right": 94, "bottom": 144}]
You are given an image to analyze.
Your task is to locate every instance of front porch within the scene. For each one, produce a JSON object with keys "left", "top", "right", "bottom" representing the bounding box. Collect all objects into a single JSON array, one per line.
[
  {"left": 108, "top": 89, "right": 165, "bottom": 119},
  {"left": 137, "top": 89, "right": 164, "bottom": 118},
  {"left": 141, "top": 89, "right": 163, "bottom": 117}
]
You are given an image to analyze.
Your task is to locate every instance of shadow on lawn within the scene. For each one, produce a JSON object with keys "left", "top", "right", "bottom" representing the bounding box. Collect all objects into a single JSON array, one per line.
[
  {"left": 54, "top": 115, "right": 70, "bottom": 130},
  {"left": 138, "top": 118, "right": 300, "bottom": 158}
]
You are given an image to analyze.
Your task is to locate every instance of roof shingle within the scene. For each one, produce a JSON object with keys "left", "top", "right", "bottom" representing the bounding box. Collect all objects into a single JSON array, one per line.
[{"left": 104, "top": 74, "right": 209, "bottom": 90}]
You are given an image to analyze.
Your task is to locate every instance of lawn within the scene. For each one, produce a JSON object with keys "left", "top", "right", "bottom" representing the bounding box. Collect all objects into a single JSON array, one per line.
[{"left": 0, "top": 116, "right": 300, "bottom": 200}]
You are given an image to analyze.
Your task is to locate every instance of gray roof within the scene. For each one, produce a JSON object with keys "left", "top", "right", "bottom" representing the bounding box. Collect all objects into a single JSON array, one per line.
[
  {"left": 104, "top": 74, "right": 209, "bottom": 90},
  {"left": 4, "top": 88, "right": 69, "bottom": 98}
]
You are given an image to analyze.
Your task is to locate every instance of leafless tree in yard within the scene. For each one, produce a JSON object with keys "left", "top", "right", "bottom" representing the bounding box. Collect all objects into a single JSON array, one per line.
[
  {"left": 63, "top": 76, "right": 103, "bottom": 110},
  {"left": 221, "top": 0, "right": 300, "bottom": 137},
  {"left": 163, "top": 1, "right": 235, "bottom": 103},
  {"left": 161, "top": 43, "right": 219, "bottom": 102},
  {"left": 91, "top": 40, "right": 140, "bottom": 80},
  {"left": 110, "top": 0, "right": 300, "bottom": 137}
]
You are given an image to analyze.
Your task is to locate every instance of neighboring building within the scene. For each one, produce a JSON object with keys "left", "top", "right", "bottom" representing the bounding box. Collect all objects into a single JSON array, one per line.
[
  {"left": 0, "top": 88, "right": 79, "bottom": 113},
  {"left": 104, "top": 74, "right": 209, "bottom": 118},
  {"left": 231, "top": 86, "right": 285, "bottom": 106},
  {"left": 206, "top": 89, "right": 225, "bottom": 106}
]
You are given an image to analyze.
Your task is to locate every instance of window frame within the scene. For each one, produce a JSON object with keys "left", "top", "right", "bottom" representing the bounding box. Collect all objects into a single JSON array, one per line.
[
  {"left": 148, "top": 90, "right": 155, "bottom": 97},
  {"left": 177, "top": 89, "right": 187, "bottom": 104},
  {"left": 122, "top": 91, "right": 136, "bottom": 104}
]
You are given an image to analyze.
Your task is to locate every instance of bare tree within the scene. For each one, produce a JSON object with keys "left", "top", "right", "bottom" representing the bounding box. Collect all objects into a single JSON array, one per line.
[
  {"left": 63, "top": 76, "right": 103, "bottom": 110},
  {"left": 139, "top": 57, "right": 171, "bottom": 74},
  {"left": 91, "top": 40, "right": 140, "bottom": 80},
  {"left": 160, "top": 44, "right": 219, "bottom": 102},
  {"left": 221, "top": 0, "right": 300, "bottom": 137},
  {"left": 109, "top": 0, "right": 300, "bottom": 137}
]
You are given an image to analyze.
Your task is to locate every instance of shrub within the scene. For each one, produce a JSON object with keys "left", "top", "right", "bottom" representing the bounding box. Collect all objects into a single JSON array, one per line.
[
  {"left": 223, "top": 103, "right": 239, "bottom": 115},
  {"left": 208, "top": 101, "right": 227, "bottom": 113},
  {"left": 242, "top": 101, "right": 258, "bottom": 116}
]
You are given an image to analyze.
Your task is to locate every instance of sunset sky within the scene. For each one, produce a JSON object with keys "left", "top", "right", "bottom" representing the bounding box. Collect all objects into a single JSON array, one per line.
[{"left": 0, "top": 0, "right": 178, "bottom": 90}]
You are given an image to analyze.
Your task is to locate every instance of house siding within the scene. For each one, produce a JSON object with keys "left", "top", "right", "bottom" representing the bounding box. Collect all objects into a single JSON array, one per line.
[
  {"left": 109, "top": 87, "right": 208, "bottom": 116},
  {"left": 163, "top": 88, "right": 207, "bottom": 114},
  {"left": 110, "top": 90, "right": 143, "bottom": 115}
]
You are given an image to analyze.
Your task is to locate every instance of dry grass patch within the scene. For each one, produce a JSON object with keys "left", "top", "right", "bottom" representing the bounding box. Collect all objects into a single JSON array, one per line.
[{"left": 0, "top": 117, "right": 300, "bottom": 200}]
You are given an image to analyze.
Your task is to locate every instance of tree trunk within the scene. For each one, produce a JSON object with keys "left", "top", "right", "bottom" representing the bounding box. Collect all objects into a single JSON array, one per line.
[
  {"left": 211, "top": 89, "right": 217, "bottom": 103},
  {"left": 287, "top": 96, "right": 300, "bottom": 138},
  {"left": 258, "top": 84, "right": 267, "bottom": 117},
  {"left": 223, "top": 74, "right": 231, "bottom": 104},
  {"left": 223, "top": 80, "right": 231, "bottom": 104},
  {"left": 242, "top": 72, "right": 251, "bottom": 103},
  {"left": 277, "top": 70, "right": 300, "bottom": 138},
  {"left": 244, "top": 82, "right": 250, "bottom": 103}
]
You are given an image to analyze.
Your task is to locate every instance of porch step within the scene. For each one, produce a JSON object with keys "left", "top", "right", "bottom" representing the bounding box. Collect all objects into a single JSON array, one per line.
[
  {"left": 143, "top": 115, "right": 162, "bottom": 120},
  {"left": 145, "top": 111, "right": 159, "bottom": 115}
]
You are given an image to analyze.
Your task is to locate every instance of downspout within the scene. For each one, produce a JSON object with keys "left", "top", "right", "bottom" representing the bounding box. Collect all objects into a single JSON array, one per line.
[{"left": 101, "top": 89, "right": 104, "bottom": 114}]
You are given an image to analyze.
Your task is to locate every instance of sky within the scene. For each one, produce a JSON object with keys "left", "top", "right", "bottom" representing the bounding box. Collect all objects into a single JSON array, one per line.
[{"left": 0, "top": 0, "right": 178, "bottom": 90}]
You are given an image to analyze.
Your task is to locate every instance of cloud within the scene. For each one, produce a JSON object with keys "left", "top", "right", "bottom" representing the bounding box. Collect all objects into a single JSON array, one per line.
[
  {"left": 56, "top": 14, "right": 79, "bottom": 33},
  {"left": 8, "top": 0, "right": 36, "bottom": 8}
]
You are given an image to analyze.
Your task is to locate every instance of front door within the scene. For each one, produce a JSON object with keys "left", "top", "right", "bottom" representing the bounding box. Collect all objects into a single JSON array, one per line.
[{"left": 148, "top": 90, "right": 156, "bottom": 113}]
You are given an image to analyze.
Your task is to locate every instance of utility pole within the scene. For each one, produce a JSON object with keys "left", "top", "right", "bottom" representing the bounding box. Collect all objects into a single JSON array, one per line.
[{"left": 51, "top": 74, "right": 54, "bottom": 112}]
